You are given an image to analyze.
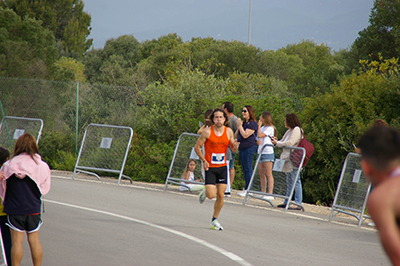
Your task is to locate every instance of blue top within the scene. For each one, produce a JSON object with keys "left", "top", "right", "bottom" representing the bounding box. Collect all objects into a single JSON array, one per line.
[
  {"left": 4, "top": 174, "right": 41, "bottom": 215},
  {"left": 237, "top": 120, "right": 258, "bottom": 150}
]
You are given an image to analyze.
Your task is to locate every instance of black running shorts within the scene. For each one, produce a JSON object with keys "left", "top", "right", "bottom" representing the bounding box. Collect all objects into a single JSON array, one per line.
[
  {"left": 6, "top": 214, "right": 42, "bottom": 233},
  {"left": 205, "top": 166, "right": 227, "bottom": 185}
]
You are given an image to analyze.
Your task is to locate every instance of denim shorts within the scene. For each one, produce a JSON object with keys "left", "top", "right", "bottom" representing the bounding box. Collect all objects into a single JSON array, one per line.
[
  {"left": 258, "top": 153, "right": 275, "bottom": 162},
  {"left": 228, "top": 153, "right": 236, "bottom": 169}
]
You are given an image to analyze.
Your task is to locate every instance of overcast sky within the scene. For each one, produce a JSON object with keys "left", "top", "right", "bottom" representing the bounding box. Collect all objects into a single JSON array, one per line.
[{"left": 83, "top": 0, "right": 375, "bottom": 51}]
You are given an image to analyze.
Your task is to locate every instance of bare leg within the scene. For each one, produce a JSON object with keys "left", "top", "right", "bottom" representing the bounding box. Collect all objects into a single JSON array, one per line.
[
  {"left": 258, "top": 162, "right": 267, "bottom": 193},
  {"left": 10, "top": 229, "right": 24, "bottom": 266},
  {"left": 205, "top": 184, "right": 217, "bottom": 199},
  {"left": 265, "top": 162, "right": 274, "bottom": 194},
  {"left": 27, "top": 231, "right": 43, "bottom": 266},
  {"left": 229, "top": 168, "right": 235, "bottom": 187},
  {"left": 213, "top": 184, "right": 227, "bottom": 218}
]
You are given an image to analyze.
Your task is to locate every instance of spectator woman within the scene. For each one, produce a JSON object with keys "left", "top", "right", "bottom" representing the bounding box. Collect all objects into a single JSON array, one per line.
[
  {"left": 257, "top": 112, "right": 277, "bottom": 200},
  {"left": 236, "top": 105, "right": 258, "bottom": 197},
  {"left": 0, "top": 133, "right": 51, "bottom": 266},
  {"left": 271, "top": 113, "right": 303, "bottom": 210}
]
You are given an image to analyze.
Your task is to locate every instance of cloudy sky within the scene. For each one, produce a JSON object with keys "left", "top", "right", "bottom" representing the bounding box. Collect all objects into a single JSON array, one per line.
[{"left": 83, "top": 0, "right": 374, "bottom": 51}]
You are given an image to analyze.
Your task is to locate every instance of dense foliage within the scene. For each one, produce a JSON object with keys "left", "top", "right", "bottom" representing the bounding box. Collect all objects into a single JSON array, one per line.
[
  {"left": 0, "top": 7, "right": 58, "bottom": 78},
  {"left": 2, "top": 0, "right": 400, "bottom": 205},
  {"left": 1, "top": 0, "right": 92, "bottom": 56},
  {"left": 352, "top": 0, "right": 400, "bottom": 61}
]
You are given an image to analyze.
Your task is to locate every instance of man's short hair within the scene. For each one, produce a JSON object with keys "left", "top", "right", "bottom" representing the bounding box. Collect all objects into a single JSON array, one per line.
[
  {"left": 222, "top": 102, "right": 234, "bottom": 113},
  {"left": 358, "top": 126, "right": 400, "bottom": 171}
]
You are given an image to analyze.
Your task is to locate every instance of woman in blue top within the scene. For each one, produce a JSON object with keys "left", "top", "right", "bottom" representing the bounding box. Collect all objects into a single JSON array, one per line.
[{"left": 235, "top": 105, "right": 258, "bottom": 197}]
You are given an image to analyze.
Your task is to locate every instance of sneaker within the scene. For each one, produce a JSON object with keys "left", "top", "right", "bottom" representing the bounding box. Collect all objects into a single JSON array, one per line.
[
  {"left": 368, "top": 222, "right": 375, "bottom": 227},
  {"left": 210, "top": 219, "right": 224, "bottom": 231},
  {"left": 237, "top": 190, "right": 246, "bottom": 197},
  {"left": 224, "top": 192, "right": 231, "bottom": 198},
  {"left": 199, "top": 187, "right": 206, "bottom": 204},
  {"left": 262, "top": 195, "right": 274, "bottom": 200}
]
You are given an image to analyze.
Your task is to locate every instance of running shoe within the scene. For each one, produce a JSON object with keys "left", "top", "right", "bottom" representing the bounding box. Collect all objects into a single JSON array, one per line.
[
  {"left": 262, "top": 195, "right": 274, "bottom": 200},
  {"left": 211, "top": 219, "right": 224, "bottom": 231},
  {"left": 237, "top": 190, "right": 246, "bottom": 197},
  {"left": 199, "top": 187, "right": 206, "bottom": 204}
]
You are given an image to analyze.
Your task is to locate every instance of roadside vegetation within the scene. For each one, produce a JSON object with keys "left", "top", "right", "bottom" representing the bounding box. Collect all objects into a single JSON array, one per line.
[{"left": 1, "top": 0, "right": 399, "bottom": 205}]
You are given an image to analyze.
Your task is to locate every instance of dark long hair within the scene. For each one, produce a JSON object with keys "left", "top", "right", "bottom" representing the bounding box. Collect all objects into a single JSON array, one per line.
[
  {"left": 203, "top": 109, "right": 213, "bottom": 126},
  {"left": 244, "top": 105, "right": 256, "bottom": 122},
  {"left": 285, "top": 113, "right": 301, "bottom": 129}
]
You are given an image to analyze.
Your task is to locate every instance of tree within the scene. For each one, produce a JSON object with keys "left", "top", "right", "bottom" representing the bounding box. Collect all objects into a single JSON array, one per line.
[
  {"left": 0, "top": 7, "right": 58, "bottom": 78},
  {"left": 280, "top": 40, "right": 345, "bottom": 97},
  {"left": 300, "top": 58, "right": 400, "bottom": 204},
  {"left": 52, "top": 56, "right": 86, "bottom": 82},
  {"left": 83, "top": 35, "right": 142, "bottom": 86},
  {"left": 133, "top": 69, "right": 226, "bottom": 143},
  {"left": 1, "top": 0, "right": 92, "bottom": 56},
  {"left": 352, "top": 0, "right": 400, "bottom": 61}
]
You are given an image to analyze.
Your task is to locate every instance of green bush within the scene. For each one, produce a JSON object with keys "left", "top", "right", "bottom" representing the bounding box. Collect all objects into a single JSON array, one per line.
[
  {"left": 124, "top": 134, "right": 175, "bottom": 183},
  {"left": 300, "top": 60, "right": 400, "bottom": 204},
  {"left": 39, "top": 130, "right": 75, "bottom": 169}
]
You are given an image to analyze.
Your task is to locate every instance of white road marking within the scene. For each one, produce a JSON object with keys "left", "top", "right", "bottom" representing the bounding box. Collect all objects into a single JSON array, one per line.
[
  {"left": 44, "top": 199, "right": 253, "bottom": 266},
  {"left": 51, "top": 175, "right": 377, "bottom": 232}
]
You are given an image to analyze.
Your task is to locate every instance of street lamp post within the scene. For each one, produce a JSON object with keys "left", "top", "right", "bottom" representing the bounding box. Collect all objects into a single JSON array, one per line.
[{"left": 248, "top": 0, "right": 252, "bottom": 45}]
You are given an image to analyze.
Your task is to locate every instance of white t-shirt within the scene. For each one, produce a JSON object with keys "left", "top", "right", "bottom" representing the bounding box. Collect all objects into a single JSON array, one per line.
[
  {"left": 180, "top": 172, "right": 195, "bottom": 191},
  {"left": 258, "top": 126, "right": 275, "bottom": 154}
]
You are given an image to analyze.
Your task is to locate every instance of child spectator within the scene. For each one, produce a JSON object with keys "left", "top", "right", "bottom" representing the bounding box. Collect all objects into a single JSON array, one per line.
[{"left": 180, "top": 159, "right": 204, "bottom": 192}]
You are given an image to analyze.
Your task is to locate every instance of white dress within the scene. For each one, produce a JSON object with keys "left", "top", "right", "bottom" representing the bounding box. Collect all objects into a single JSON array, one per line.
[{"left": 180, "top": 172, "right": 204, "bottom": 192}]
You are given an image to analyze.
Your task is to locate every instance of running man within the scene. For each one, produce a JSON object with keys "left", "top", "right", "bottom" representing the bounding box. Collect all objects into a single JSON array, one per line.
[
  {"left": 195, "top": 108, "right": 239, "bottom": 230},
  {"left": 358, "top": 126, "right": 400, "bottom": 265}
]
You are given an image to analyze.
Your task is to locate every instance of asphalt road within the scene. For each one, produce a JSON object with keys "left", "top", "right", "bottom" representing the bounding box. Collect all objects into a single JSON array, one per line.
[{"left": 19, "top": 175, "right": 390, "bottom": 266}]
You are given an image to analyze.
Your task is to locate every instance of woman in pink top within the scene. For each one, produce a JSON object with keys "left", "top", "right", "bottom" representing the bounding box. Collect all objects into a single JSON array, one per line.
[{"left": 0, "top": 133, "right": 51, "bottom": 266}]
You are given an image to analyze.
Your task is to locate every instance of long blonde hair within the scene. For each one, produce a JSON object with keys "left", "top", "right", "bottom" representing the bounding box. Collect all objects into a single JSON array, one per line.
[{"left": 261, "top": 112, "right": 277, "bottom": 137}]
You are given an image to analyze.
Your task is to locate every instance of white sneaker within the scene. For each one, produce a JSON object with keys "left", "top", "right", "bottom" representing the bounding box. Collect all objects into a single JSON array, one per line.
[
  {"left": 368, "top": 222, "right": 375, "bottom": 227},
  {"left": 211, "top": 219, "right": 224, "bottom": 230},
  {"left": 199, "top": 187, "right": 206, "bottom": 204},
  {"left": 262, "top": 195, "right": 274, "bottom": 200},
  {"left": 237, "top": 190, "right": 246, "bottom": 197}
]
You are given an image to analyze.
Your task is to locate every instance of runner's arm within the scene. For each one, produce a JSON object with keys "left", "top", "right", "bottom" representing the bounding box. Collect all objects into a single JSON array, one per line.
[{"left": 195, "top": 128, "right": 210, "bottom": 170}]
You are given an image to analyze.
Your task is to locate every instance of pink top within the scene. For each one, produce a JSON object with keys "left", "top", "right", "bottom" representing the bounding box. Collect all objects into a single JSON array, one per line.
[{"left": 0, "top": 153, "right": 51, "bottom": 200}]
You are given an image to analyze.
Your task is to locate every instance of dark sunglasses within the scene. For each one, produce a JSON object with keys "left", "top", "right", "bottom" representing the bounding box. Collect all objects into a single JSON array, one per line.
[{"left": 241, "top": 110, "right": 247, "bottom": 113}]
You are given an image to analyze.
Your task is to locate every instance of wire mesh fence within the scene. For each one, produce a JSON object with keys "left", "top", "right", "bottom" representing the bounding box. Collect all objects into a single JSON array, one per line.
[
  {"left": 244, "top": 144, "right": 306, "bottom": 211},
  {"left": 0, "top": 116, "right": 43, "bottom": 154},
  {"left": 73, "top": 124, "right": 133, "bottom": 184},
  {"left": 329, "top": 152, "right": 371, "bottom": 226},
  {"left": 0, "top": 77, "right": 140, "bottom": 153},
  {"left": 164, "top": 132, "right": 205, "bottom": 191}
]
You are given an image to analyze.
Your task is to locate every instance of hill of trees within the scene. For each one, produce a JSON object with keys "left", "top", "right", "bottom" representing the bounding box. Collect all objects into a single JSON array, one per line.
[{"left": 1, "top": 0, "right": 399, "bottom": 205}]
